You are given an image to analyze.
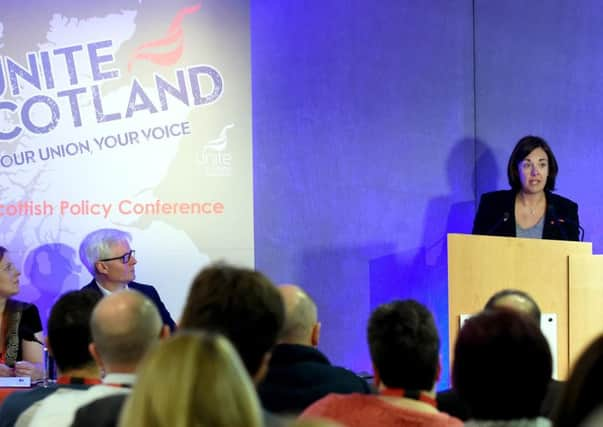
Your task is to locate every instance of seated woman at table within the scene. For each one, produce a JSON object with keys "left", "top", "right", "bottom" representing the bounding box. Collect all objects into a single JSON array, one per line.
[
  {"left": 473, "top": 135, "right": 580, "bottom": 241},
  {"left": 0, "top": 246, "right": 44, "bottom": 380}
]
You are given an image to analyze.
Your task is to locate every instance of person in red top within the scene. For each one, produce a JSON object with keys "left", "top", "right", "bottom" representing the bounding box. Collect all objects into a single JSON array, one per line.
[{"left": 300, "top": 300, "right": 461, "bottom": 427}]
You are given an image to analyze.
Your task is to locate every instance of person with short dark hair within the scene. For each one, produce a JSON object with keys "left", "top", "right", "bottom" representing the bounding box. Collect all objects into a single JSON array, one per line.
[
  {"left": 552, "top": 334, "right": 603, "bottom": 427},
  {"left": 301, "top": 300, "right": 462, "bottom": 427},
  {"left": 47, "top": 291, "right": 101, "bottom": 375},
  {"left": 24, "top": 290, "right": 166, "bottom": 427},
  {"left": 472, "top": 135, "right": 579, "bottom": 241},
  {"left": 258, "top": 284, "right": 370, "bottom": 414},
  {"left": 0, "top": 290, "right": 101, "bottom": 427},
  {"left": 438, "top": 289, "right": 562, "bottom": 421},
  {"left": 453, "top": 309, "right": 552, "bottom": 426},
  {"left": 179, "top": 263, "right": 288, "bottom": 427}
]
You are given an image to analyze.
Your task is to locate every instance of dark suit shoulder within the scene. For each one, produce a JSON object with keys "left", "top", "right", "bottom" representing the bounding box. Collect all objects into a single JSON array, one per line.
[
  {"left": 71, "top": 394, "right": 128, "bottom": 427},
  {"left": 80, "top": 280, "right": 102, "bottom": 296},
  {"left": 436, "top": 388, "right": 470, "bottom": 421},
  {"left": 0, "top": 387, "right": 59, "bottom": 427},
  {"left": 128, "top": 282, "right": 175, "bottom": 331},
  {"left": 548, "top": 193, "right": 578, "bottom": 210},
  {"left": 479, "top": 190, "right": 515, "bottom": 203},
  {"left": 128, "top": 281, "right": 158, "bottom": 294},
  {"left": 473, "top": 190, "right": 516, "bottom": 236}
]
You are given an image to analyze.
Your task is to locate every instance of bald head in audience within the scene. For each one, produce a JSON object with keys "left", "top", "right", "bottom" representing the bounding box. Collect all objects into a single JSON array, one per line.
[
  {"left": 89, "top": 290, "right": 167, "bottom": 373},
  {"left": 484, "top": 289, "right": 541, "bottom": 325},
  {"left": 278, "top": 285, "right": 320, "bottom": 347}
]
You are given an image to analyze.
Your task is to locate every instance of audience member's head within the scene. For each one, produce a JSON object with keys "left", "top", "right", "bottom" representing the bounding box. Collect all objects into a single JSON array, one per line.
[
  {"left": 368, "top": 299, "right": 440, "bottom": 391},
  {"left": 179, "top": 263, "right": 285, "bottom": 382},
  {"left": 453, "top": 309, "right": 552, "bottom": 420},
  {"left": 47, "top": 290, "right": 101, "bottom": 374},
  {"left": 484, "top": 288, "right": 541, "bottom": 325},
  {"left": 553, "top": 334, "right": 603, "bottom": 427},
  {"left": 89, "top": 290, "right": 165, "bottom": 373},
  {"left": 278, "top": 284, "right": 320, "bottom": 346},
  {"left": 119, "top": 332, "right": 262, "bottom": 427},
  {"left": 79, "top": 228, "right": 134, "bottom": 277}
]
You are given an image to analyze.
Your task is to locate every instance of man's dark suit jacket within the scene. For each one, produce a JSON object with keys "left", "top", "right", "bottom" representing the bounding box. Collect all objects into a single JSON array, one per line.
[
  {"left": 0, "top": 384, "right": 90, "bottom": 427},
  {"left": 472, "top": 190, "right": 580, "bottom": 241},
  {"left": 70, "top": 394, "right": 127, "bottom": 427},
  {"left": 258, "top": 343, "right": 371, "bottom": 415},
  {"left": 81, "top": 280, "right": 175, "bottom": 331},
  {"left": 436, "top": 379, "right": 564, "bottom": 421}
]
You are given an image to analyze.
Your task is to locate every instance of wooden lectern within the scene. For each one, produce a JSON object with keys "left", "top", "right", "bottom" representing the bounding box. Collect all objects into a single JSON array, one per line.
[{"left": 447, "top": 233, "right": 599, "bottom": 379}]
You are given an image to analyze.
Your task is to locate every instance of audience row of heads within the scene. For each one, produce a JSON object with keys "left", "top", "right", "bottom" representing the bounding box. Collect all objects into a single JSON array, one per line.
[
  {"left": 44, "top": 261, "right": 603, "bottom": 427},
  {"left": 369, "top": 289, "right": 554, "bottom": 423},
  {"left": 47, "top": 264, "right": 544, "bottom": 395},
  {"left": 48, "top": 287, "right": 166, "bottom": 375}
]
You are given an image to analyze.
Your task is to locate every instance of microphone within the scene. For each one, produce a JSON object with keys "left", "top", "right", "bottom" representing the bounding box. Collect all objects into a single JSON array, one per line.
[
  {"left": 547, "top": 205, "right": 584, "bottom": 241},
  {"left": 486, "top": 212, "right": 510, "bottom": 235}
]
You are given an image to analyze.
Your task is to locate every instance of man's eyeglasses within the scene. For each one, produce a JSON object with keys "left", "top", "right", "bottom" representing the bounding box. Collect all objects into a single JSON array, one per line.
[{"left": 99, "top": 250, "right": 136, "bottom": 264}]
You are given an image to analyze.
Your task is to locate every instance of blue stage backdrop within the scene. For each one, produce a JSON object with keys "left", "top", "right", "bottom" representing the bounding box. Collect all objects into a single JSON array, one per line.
[
  {"left": 253, "top": 0, "right": 603, "bottom": 389},
  {"left": 252, "top": 1, "right": 475, "bottom": 388},
  {"left": 3, "top": 0, "right": 602, "bottom": 390},
  {"left": 474, "top": 0, "right": 600, "bottom": 251},
  {"left": 0, "top": 0, "right": 253, "bottom": 329}
]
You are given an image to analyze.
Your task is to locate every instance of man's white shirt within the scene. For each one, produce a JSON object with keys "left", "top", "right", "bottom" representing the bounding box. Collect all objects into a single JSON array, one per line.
[{"left": 16, "top": 373, "right": 135, "bottom": 427}]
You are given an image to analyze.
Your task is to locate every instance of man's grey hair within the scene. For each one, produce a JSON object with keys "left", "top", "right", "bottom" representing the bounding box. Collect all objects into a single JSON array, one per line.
[{"left": 79, "top": 228, "right": 132, "bottom": 275}]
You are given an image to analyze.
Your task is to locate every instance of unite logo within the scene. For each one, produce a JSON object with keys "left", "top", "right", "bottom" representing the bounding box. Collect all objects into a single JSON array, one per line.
[
  {"left": 128, "top": 3, "right": 202, "bottom": 71},
  {"left": 199, "top": 124, "right": 233, "bottom": 176}
]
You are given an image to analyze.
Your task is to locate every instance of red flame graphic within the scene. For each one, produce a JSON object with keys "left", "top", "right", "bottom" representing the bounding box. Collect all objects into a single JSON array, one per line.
[{"left": 128, "top": 3, "right": 201, "bottom": 72}]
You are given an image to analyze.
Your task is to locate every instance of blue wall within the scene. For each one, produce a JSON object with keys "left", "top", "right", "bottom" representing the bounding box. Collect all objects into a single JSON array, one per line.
[
  {"left": 252, "top": 1, "right": 475, "bottom": 388},
  {"left": 253, "top": 1, "right": 603, "bottom": 389},
  {"left": 474, "top": 1, "right": 602, "bottom": 251}
]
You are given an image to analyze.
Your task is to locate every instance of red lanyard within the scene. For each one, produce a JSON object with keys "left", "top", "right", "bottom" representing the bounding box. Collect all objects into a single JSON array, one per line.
[
  {"left": 103, "top": 382, "right": 133, "bottom": 388},
  {"left": 56, "top": 376, "right": 102, "bottom": 386},
  {"left": 380, "top": 387, "right": 437, "bottom": 407}
]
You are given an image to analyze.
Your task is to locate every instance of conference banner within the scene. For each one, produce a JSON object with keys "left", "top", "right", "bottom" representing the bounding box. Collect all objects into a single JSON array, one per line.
[{"left": 0, "top": 0, "right": 253, "bottom": 325}]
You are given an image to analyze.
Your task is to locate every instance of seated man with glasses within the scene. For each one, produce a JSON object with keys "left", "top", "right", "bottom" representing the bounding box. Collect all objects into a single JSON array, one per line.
[{"left": 79, "top": 228, "right": 176, "bottom": 331}]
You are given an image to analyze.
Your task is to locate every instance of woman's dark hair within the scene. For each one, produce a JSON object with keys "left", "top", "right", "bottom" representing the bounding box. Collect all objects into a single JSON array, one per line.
[
  {"left": 507, "top": 135, "right": 558, "bottom": 192},
  {"left": 0, "top": 246, "right": 6, "bottom": 262},
  {"left": 553, "top": 335, "right": 603, "bottom": 427},
  {"left": 453, "top": 309, "right": 552, "bottom": 420}
]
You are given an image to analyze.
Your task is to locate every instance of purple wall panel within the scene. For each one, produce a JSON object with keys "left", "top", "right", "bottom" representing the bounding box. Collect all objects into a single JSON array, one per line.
[
  {"left": 475, "top": 0, "right": 603, "bottom": 250},
  {"left": 252, "top": 1, "right": 474, "bottom": 388}
]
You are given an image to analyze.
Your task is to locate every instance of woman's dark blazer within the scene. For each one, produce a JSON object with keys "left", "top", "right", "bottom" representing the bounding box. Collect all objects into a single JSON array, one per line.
[{"left": 472, "top": 190, "right": 580, "bottom": 241}]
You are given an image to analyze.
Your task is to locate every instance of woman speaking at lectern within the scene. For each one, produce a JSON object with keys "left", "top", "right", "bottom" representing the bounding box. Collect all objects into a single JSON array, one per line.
[{"left": 472, "top": 136, "right": 580, "bottom": 241}]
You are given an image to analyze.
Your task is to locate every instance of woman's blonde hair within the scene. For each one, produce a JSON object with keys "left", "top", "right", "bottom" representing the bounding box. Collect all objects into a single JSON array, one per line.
[{"left": 119, "top": 331, "right": 263, "bottom": 427}]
